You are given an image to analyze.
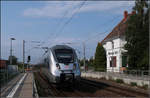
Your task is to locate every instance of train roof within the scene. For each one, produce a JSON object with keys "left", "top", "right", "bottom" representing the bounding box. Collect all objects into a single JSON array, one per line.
[{"left": 50, "top": 45, "right": 73, "bottom": 51}]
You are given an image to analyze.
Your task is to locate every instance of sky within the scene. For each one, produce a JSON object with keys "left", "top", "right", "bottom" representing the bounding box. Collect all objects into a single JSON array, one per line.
[{"left": 1, "top": 1, "right": 135, "bottom": 64}]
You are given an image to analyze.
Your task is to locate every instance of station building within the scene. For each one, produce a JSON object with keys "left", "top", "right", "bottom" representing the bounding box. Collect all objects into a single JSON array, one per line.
[
  {"left": 0, "top": 59, "right": 7, "bottom": 69},
  {"left": 101, "top": 11, "right": 135, "bottom": 72}
]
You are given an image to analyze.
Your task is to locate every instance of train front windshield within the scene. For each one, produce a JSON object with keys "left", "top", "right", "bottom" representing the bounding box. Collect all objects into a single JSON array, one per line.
[{"left": 55, "top": 49, "right": 74, "bottom": 63}]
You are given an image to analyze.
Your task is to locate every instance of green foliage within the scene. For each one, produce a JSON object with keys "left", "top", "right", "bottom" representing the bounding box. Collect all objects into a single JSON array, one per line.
[
  {"left": 79, "top": 56, "right": 94, "bottom": 67},
  {"left": 124, "top": 0, "right": 149, "bottom": 70},
  {"left": 130, "top": 82, "right": 137, "bottom": 86},
  {"left": 142, "top": 84, "right": 148, "bottom": 89},
  {"left": 88, "top": 56, "right": 94, "bottom": 66},
  {"left": 79, "top": 59, "right": 84, "bottom": 66},
  {"left": 115, "top": 79, "right": 124, "bottom": 84},
  {"left": 94, "top": 43, "right": 106, "bottom": 71}
]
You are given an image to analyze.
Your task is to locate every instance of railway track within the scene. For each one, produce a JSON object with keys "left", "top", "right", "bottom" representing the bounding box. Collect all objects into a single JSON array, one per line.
[
  {"left": 34, "top": 72, "right": 66, "bottom": 97},
  {"left": 36, "top": 72, "right": 85, "bottom": 97},
  {"left": 34, "top": 72, "right": 149, "bottom": 97}
]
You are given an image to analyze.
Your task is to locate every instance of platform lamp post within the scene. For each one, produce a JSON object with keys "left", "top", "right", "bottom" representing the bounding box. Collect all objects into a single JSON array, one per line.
[
  {"left": 10, "top": 38, "right": 16, "bottom": 65},
  {"left": 8, "top": 38, "right": 15, "bottom": 82}
]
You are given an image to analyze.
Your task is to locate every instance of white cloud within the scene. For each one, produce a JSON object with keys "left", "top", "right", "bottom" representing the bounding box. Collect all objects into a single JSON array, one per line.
[
  {"left": 23, "top": 1, "right": 82, "bottom": 18},
  {"left": 23, "top": 1, "right": 135, "bottom": 18},
  {"left": 46, "top": 37, "right": 82, "bottom": 46}
]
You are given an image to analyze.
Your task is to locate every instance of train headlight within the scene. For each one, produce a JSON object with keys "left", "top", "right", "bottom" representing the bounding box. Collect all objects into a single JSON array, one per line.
[
  {"left": 56, "top": 63, "right": 60, "bottom": 69},
  {"left": 73, "top": 63, "right": 76, "bottom": 70}
]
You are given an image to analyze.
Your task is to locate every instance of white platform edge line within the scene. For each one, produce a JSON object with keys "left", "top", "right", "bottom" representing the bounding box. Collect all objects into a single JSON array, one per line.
[
  {"left": 7, "top": 73, "right": 27, "bottom": 98},
  {"left": 33, "top": 75, "right": 39, "bottom": 98}
]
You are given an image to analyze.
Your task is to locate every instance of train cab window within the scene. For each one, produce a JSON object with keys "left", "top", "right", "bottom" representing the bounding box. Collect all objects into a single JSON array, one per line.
[{"left": 55, "top": 49, "right": 74, "bottom": 63}]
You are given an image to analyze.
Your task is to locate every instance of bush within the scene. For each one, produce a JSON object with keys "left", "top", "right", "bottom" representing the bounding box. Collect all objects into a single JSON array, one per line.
[
  {"left": 130, "top": 82, "right": 137, "bottom": 86},
  {"left": 142, "top": 84, "right": 148, "bottom": 89},
  {"left": 115, "top": 79, "right": 124, "bottom": 83}
]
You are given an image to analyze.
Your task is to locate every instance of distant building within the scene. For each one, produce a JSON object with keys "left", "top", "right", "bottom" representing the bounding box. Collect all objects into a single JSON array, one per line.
[
  {"left": 0, "top": 59, "right": 7, "bottom": 69},
  {"left": 101, "top": 11, "right": 134, "bottom": 72}
]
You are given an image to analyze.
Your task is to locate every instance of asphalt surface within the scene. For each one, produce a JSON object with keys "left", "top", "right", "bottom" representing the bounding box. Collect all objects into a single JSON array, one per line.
[{"left": 0, "top": 73, "right": 24, "bottom": 97}]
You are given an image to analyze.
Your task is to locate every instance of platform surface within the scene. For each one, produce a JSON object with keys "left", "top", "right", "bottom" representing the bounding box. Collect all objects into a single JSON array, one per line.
[{"left": 18, "top": 72, "right": 33, "bottom": 98}]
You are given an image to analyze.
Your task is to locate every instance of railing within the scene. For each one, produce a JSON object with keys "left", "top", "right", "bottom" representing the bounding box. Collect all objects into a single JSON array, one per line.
[
  {"left": 0, "top": 69, "right": 19, "bottom": 88},
  {"left": 123, "top": 70, "right": 149, "bottom": 76},
  {"left": 81, "top": 68, "right": 150, "bottom": 81}
]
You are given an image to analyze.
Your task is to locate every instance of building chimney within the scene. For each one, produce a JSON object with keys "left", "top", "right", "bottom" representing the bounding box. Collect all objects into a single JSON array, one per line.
[{"left": 123, "top": 11, "right": 128, "bottom": 21}]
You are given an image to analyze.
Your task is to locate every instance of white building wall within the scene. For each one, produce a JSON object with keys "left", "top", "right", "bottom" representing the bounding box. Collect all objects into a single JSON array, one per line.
[
  {"left": 106, "top": 42, "right": 113, "bottom": 49},
  {"left": 103, "top": 38, "right": 126, "bottom": 72}
]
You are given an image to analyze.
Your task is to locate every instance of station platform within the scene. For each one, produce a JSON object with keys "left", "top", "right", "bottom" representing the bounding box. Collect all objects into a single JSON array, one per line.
[
  {"left": 4, "top": 72, "right": 34, "bottom": 98},
  {"left": 18, "top": 72, "right": 33, "bottom": 98}
]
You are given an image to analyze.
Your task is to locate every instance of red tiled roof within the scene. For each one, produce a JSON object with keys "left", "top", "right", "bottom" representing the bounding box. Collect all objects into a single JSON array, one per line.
[{"left": 101, "top": 11, "right": 133, "bottom": 44}]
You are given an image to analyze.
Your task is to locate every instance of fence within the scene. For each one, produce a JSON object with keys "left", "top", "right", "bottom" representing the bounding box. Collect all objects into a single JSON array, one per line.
[
  {"left": 81, "top": 68, "right": 150, "bottom": 81},
  {"left": 0, "top": 69, "right": 19, "bottom": 88},
  {"left": 81, "top": 71, "right": 150, "bottom": 86},
  {"left": 123, "top": 70, "right": 149, "bottom": 76}
]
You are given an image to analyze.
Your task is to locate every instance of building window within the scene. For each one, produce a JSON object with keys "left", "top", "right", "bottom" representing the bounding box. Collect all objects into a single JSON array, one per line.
[
  {"left": 110, "top": 56, "right": 116, "bottom": 67},
  {"left": 122, "top": 56, "right": 127, "bottom": 67}
]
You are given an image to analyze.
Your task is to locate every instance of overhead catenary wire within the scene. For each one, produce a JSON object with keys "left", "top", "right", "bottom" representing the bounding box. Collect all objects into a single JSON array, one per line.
[
  {"left": 38, "top": 1, "right": 86, "bottom": 48},
  {"left": 80, "top": 5, "right": 132, "bottom": 51},
  {"left": 65, "top": 14, "right": 122, "bottom": 48},
  {"left": 46, "top": 1, "right": 86, "bottom": 47},
  {"left": 54, "top": 1, "right": 86, "bottom": 37},
  {"left": 54, "top": 14, "right": 122, "bottom": 59},
  {"left": 34, "top": 12, "right": 122, "bottom": 63},
  {"left": 34, "top": 2, "right": 131, "bottom": 63},
  {"left": 42, "top": 6, "right": 72, "bottom": 45},
  {"left": 82, "top": 15, "right": 122, "bottom": 43}
]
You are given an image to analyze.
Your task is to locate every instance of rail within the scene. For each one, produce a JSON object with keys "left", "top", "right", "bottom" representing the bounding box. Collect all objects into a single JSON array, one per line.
[{"left": 33, "top": 73, "right": 39, "bottom": 98}]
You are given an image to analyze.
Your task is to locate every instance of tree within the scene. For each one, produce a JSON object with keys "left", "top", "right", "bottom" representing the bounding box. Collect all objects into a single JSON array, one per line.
[
  {"left": 79, "top": 59, "right": 84, "bottom": 66},
  {"left": 94, "top": 43, "right": 106, "bottom": 71},
  {"left": 88, "top": 56, "right": 94, "bottom": 66},
  {"left": 124, "top": 0, "right": 149, "bottom": 70}
]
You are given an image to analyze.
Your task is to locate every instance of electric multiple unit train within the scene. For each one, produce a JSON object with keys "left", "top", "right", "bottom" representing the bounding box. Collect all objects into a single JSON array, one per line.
[{"left": 39, "top": 45, "right": 81, "bottom": 83}]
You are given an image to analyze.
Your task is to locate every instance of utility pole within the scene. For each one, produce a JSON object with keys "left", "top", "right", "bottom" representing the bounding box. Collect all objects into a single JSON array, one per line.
[
  {"left": 23, "top": 40, "right": 25, "bottom": 73},
  {"left": 83, "top": 42, "right": 86, "bottom": 72},
  {"left": 23, "top": 40, "right": 42, "bottom": 72}
]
